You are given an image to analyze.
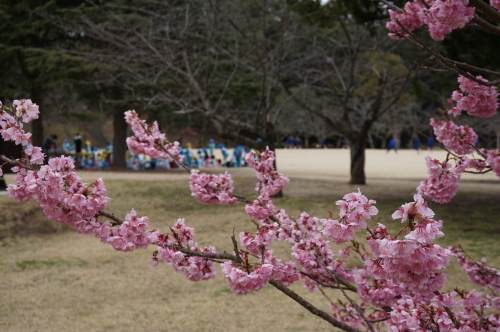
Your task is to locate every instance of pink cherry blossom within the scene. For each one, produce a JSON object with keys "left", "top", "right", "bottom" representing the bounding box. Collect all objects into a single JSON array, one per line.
[
  {"left": 323, "top": 190, "right": 378, "bottom": 244},
  {"left": 13, "top": 99, "right": 40, "bottom": 123},
  {"left": 482, "top": 149, "right": 500, "bottom": 178},
  {"left": 431, "top": 118, "right": 478, "bottom": 155},
  {"left": 158, "top": 245, "right": 217, "bottom": 281},
  {"left": 221, "top": 261, "right": 273, "bottom": 294},
  {"left": 189, "top": 170, "right": 237, "bottom": 204},
  {"left": 492, "top": 0, "right": 500, "bottom": 11},
  {"left": 450, "top": 75, "right": 498, "bottom": 118},
  {"left": 239, "top": 225, "right": 277, "bottom": 255},
  {"left": 245, "top": 193, "right": 276, "bottom": 220},
  {"left": 354, "top": 273, "right": 404, "bottom": 307},
  {"left": 264, "top": 250, "right": 299, "bottom": 286},
  {"left": 125, "top": 110, "right": 181, "bottom": 160},
  {"left": 245, "top": 147, "right": 289, "bottom": 196},
  {"left": 417, "top": 157, "right": 463, "bottom": 204}
]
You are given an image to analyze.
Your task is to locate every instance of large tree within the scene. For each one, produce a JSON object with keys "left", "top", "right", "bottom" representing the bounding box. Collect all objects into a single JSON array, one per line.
[{"left": 279, "top": 12, "right": 413, "bottom": 184}]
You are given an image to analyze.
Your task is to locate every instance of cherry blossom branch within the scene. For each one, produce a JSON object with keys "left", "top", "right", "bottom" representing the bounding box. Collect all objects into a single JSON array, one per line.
[
  {"left": 469, "top": 0, "right": 500, "bottom": 24},
  {"left": 299, "top": 271, "right": 356, "bottom": 292},
  {"left": 377, "top": 0, "right": 403, "bottom": 12},
  {"left": 0, "top": 155, "right": 34, "bottom": 171},
  {"left": 434, "top": 291, "right": 461, "bottom": 329},
  {"left": 268, "top": 278, "right": 362, "bottom": 332},
  {"left": 319, "top": 259, "right": 376, "bottom": 332},
  {"left": 96, "top": 210, "right": 124, "bottom": 226},
  {"left": 394, "top": 20, "right": 500, "bottom": 86}
]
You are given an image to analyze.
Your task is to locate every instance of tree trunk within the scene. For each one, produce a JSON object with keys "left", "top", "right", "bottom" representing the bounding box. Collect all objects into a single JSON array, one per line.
[
  {"left": 112, "top": 111, "right": 127, "bottom": 170},
  {"left": 349, "top": 137, "right": 367, "bottom": 185},
  {"left": 0, "top": 177, "right": 6, "bottom": 190},
  {"left": 31, "top": 87, "right": 44, "bottom": 147}
]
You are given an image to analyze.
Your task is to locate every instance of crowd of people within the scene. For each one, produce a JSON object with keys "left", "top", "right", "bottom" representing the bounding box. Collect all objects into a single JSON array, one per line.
[
  {"left": 41, "top": 133, "right": 114, "bottom": 170},
  {"left": 38, "top": 133, "right": 461, "bottom": 171},
  {"left": 126, "top": 140, "right": 252, "bottom": 170}
]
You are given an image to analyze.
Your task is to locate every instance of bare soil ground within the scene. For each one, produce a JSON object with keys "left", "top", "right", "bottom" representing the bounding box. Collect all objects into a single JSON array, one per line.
[{"left": 0, "top": 149, "right": 498, "bottom": 331}]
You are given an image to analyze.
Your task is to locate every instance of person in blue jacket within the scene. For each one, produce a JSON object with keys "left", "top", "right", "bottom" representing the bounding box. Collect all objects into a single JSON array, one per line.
[{"left": 387, "top": 138, "right": 397, "bottom": 154}]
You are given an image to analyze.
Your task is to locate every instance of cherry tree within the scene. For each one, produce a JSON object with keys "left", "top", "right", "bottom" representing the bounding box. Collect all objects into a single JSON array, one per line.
[{"left": 2, "top": 1, "right": 500, "bottom": 330}]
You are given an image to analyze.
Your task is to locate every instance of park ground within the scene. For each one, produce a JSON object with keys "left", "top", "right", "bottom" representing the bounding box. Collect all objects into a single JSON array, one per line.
[{"left": 0, "top": 149, "right": 499, "bottom": 331}]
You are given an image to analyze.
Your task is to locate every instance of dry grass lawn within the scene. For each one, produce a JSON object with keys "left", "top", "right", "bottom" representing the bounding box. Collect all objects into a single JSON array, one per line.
[{"left": 0, "top": 159, "right": 499, "bottom": 331}]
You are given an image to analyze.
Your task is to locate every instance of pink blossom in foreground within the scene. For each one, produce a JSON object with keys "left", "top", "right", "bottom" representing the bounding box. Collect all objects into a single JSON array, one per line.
[
  {"left": 25, "top": 145, "right": 44, "bottom": 165},
  {"left": 483, "top": 149, "right": 500, "bottom": 178},
  {"left": 245, "top": 147, "right": 289, "bottom": 196},
  {"left": 106, "top": 209, "right": 158, "bottom": 252},
  {"left": 367, "top": 196, "right": 451, "bottom": 295},
  {"left": 428, "top": 0, "right": 474, "bottom": 39},
  {"left": 221, "top": 261, "right": 273, "bottom": 294},
  {"left": 323, "top": 190, "right": 378, "bottom": 244},
  {"left": 431, "top": 118, "right": 477, "bottom": 155},
  {"left": 292, "top": 236, "right": 353, "bottom": 289},
  {"left": 354, "top": 273, "right": 404, "bottom": 307},
  {"left": 417, "top": 157, "right": 463, "bottom": 204},
  {"left": 273, "top": 211, "right": 322, "bottom": 243},
  {"left": 245, "top": 193, "right": 276, "bottom": 220},
  {"left": 13, "top": 99, "right": 40, "bottom": 123},
  {"left": 125, "top": 110, "right": 181, "bottom": 160},
  {"left": 386, "top": 0, "right": 475, "bottom": 41},
  {"left": 264, "top": 250, "right": 299, "bottom": 286},
  {"left": 7, "top": 156, "right": 109, "bottom": 223},
  {"left": 158, "top": 245, "right": 217, "bottom": 281},
  {"left": 392, "top": 194, "right": 444, "bottom": 242},
  {"left": 450, "top": 75, "right": 498, "bottom": 118},
  {"left": 239, "top": 225, "right": 277, "bottom": 255},
  {"left": 366, "top": 239, "right": 450, "bottom": 294},
  {"left": 450, "top": 247, "right": 500, "bottom": 292},
  {"left": 189, "top": 170, "right": 237, "bottom": 204},
  {"left": 492, "top": 0, "right": 500, "bottom": 11},
  {"left": 386, "top": 1, "right": 426, "bottom": 39}
]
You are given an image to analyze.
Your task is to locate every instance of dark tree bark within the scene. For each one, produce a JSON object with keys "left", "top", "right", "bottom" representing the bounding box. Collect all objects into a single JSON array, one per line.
[
  {"left": 112, "top": 111, "right": 127, "bottom": 170},
  {"left": 349, "top": 134, "right": 368, "bottom": 185}
]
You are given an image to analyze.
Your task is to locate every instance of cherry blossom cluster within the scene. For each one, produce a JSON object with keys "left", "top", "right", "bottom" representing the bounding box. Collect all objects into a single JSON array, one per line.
[
  {"left": 387, "top": 291, "right": 500, "bottom": 331},
  {"left": 239, "top": 225, "right": 277, "bottom": 255},
  {"left": 152, "top": 219, "right": 217, "bottom": 281},
  {"left": 158, "top": 245, "right": 217, "bottom": 282},
  {"left": 430, "top": 118, "right": 477, "bottom": 155},
  {"left": 189, "top": 169, "right": 237, "bottom": 204},
  {"left": 329, "top": 301, "right": 389, "bottom": 331},
  {"left": 366, "top": 195, "right": 450, "bottom": 295},
  {"left": 245, "top": 148, "right": 289, "bottom": 196},
  {"left": 263, "top": 250, "right": 299, "bottom": 286},
  {"left": 221, "top": 261, "right": 273, "bottom": 294},
  {"left": 0, "top": 100, "right": 35, "bottom": 147},
  {"left": 292, "top": 235, "right": 353, "bottom": 290},
  {"left": 244, "top": 148, "right": 289, "bottom": 221},
  {"left": 323, "top": 190, "right": 378, "bottom": 244},
  {"left": 492, "top": 0, "right": 500, "bottom": 11},
  {"left": 483, "top": 148, "right": 500, "bottom": 178},
  {"left": 273, "top": 211, "right": 322, "bottom": 243},
  {"left": 417, "top": 157, "right": 463, "bottom": 204},
  {"left": 450, "top": 247, "right": 500, "bottom": 293},
  {"left": 386, "top": 0, "right": 475, "bottom": 41},
  {"left": 449, "top": 75, "right": 499, "bottom": 118},
  {"left": 354, "top": 273, "right": 404, "bottom": 307},
  {"left": 124, "top": 110, "right": 180, "bottom": 160}
]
